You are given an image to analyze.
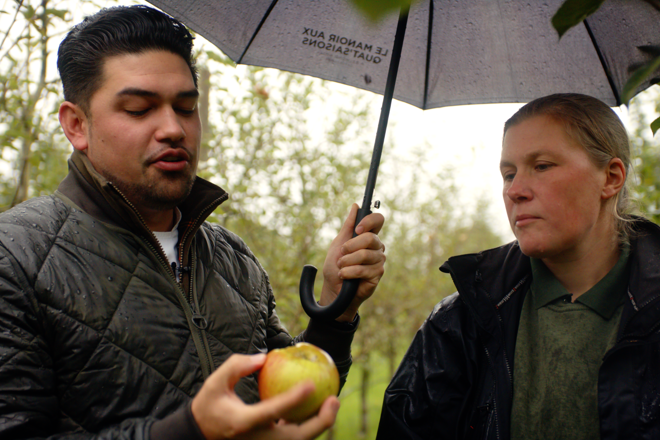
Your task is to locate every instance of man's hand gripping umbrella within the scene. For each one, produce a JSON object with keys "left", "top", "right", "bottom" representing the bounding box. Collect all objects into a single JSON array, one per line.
[{"left": 299, "top": 8, "right": 407, "bottom": 321}]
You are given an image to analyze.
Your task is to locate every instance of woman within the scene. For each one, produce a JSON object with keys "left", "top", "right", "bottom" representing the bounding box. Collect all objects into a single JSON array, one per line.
[{"left": 377, "top": 93, "right": 660, "bottom": 440}]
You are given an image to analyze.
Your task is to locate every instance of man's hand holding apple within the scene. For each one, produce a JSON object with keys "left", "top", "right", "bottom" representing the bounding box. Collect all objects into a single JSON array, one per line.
[{"left": 191, "top": 353, "right": 340, "bottom": 440}]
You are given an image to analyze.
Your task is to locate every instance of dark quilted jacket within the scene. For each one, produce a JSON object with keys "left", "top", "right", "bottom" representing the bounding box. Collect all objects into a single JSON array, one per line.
[
  {"left": 377, "top": 219, "right": 660, "bottom": 440},
  {"left": 0, "top": 152, "right": 355, "bottom": 438}
]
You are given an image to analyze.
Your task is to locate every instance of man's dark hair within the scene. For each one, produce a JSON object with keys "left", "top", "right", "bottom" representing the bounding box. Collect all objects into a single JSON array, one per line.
[{"left": 57, "top": 5, "right": 197, "bottom": 114}]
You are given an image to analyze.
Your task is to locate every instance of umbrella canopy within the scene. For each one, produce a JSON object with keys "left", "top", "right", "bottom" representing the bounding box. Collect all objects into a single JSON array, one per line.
[
  {"left": 145, "top": 0, "right": 660, "bottom": 320},
  {"left": 147, "top": 0, "right": 659, "bottom": 109}
]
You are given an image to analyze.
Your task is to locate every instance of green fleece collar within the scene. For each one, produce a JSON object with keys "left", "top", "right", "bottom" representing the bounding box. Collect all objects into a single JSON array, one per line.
[{"left": 530, "top": 244, "right": 630, "bottom": 320}]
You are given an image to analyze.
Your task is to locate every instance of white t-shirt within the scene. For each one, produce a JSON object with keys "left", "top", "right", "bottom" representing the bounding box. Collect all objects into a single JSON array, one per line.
[{"left": 153, "top": 208, "right": 182, "bottom": 279}]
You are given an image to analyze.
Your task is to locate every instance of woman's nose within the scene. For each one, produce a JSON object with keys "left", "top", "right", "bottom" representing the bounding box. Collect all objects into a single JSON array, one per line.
[{"left": 506, "top": 174, "right": 532, "bottom": 202}]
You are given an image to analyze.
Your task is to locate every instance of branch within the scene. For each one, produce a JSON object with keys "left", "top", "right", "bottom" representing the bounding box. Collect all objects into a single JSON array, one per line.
[
  {"left": 11, "top": 0, "right": 50, "bottom": 207},
  {"left": 0, "top": 0, "right": 25, "bottom": 52}
]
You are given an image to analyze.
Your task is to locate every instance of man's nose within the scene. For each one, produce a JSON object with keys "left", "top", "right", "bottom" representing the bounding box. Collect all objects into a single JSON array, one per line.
[{"left": 155, "top": 108, "right": 186, "bottom": 142}]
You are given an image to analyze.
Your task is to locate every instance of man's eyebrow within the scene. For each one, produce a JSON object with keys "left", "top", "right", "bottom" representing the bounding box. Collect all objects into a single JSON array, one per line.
[
  {"left": 116, "top": 88, "right": 199, "bottom": 99},
  {"left": 177, "top": 89, "right": 200, "bottom": 99}
]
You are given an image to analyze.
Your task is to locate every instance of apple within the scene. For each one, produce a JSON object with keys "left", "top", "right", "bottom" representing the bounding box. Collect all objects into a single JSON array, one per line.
[{"left": 258, "top": 342, "right": 340, "bottom": 423}]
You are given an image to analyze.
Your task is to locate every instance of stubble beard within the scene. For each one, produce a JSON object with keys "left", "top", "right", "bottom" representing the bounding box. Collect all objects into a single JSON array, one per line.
[{"left": 104, "top": 167, "right": 196, "bottom": 212}]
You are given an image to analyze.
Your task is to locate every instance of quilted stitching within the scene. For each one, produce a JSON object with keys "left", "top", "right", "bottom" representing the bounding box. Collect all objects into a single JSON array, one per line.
[{"left": 0, "top": 194, "right": 284, "bottom": 432}]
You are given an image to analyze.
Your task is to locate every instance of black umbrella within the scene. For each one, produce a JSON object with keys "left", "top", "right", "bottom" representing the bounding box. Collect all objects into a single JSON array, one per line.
[{"left": 146, "top": 0, "right": 660, "bottom": 320}]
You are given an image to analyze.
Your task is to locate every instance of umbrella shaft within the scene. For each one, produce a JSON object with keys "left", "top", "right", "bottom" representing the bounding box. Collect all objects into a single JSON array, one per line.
[{"left": 362, "top": 7, "right": 409, "bottom": 210}]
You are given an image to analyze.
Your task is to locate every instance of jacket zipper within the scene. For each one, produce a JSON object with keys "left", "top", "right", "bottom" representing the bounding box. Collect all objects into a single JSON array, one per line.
[
  {"left": 603, "top": 331, "right": 660, "bottom": 365},
  {"left": 482, "top": 346, "right": 501, "bottom": 440},
  {"left": 109, "top": 183, "right": 217, "bottom": 379},
  {"left": 180, "top": 243, "right": 214, "bottom": 379},
  {"left": 177, "top": 197, "right": 225, "bottom": 378}
]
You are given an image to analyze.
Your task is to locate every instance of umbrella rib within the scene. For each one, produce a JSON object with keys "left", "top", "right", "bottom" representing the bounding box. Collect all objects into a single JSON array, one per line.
[
  {"left": 237, "top": 0, "right": 280, "bottom": 64},
  {"left": 422, "top": 0, "right": 434, "bottom": 110},
  {"left": 583, "top": 19, "right": 622, "bottom": 106}
]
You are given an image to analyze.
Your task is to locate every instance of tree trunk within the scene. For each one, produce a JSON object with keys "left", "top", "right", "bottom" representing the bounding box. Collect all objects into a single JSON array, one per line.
[
  {"left": 388, "top": 337, "right": 396, "bottom": 379},
  {"left": 326, "top": 423, "right": 335, "bottom": 440},
  {"left": 198, "top": 65, "right": 211, "bottom": 162},
  {"left": 359, "top": 358, "right": 371, "bottom": 438},
  {"left": 11, "top": 0, "right": 50, "bottom": 207},
  {"left": 11, "top": 135, "right": 32, "bottom": 206}
]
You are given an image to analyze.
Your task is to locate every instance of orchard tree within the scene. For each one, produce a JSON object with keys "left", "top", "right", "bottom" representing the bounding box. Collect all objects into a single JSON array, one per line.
[
  {"left": 192, "top": 48, "right": 506, "bottom": 440},
  {"left": 629, "top": 89, "right": 660, "bottom": 222},
  {"left": 196, "top": 49, "right": 376, "bottom": 335},
  {"left": 0, "top": 0, "right": 72, "bottom": 208},
  {"left": 332, "top": 146, "right": 504, "bottom": 439}
]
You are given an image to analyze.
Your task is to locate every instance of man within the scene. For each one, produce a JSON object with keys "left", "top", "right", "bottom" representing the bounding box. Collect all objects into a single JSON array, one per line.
[{"left": 0, "top": 5, "right": 385, "bottom": 439}]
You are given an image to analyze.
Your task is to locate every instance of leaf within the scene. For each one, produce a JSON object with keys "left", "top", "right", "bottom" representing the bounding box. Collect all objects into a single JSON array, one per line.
[
  {"left": 622, "top": 55, "right": 660, "bottom": 104},
  {"left": 348, "top": 0, "right": 415, "bottom": 22},
  {"left": 44, "top": 8, "right": 68, "bottom": 21},
  {"left": 20, "top": 4, "right": 35, "bottom": 20},
  {"left": 205, "top": 49, "right": 235, "bottom": 66},
  {"left": 551, "top": 0, "right": 607, "bottom": 38},
  {"left": 651, "top": 116, "right": 660, "bottom": 136},
  {"left": 638, "top": 45, "right": 660, "bottom": 58}
]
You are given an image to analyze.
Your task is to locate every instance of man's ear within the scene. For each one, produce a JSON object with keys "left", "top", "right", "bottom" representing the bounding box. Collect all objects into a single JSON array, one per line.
[
  {"left": 59, "top": 101, "right": 89, "bottom": 152},
  {"left": 602, "top": 157, "right": 626, "bottom": 200}
]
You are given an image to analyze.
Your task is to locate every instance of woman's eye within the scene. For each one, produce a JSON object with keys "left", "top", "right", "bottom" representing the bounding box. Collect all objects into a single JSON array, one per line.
[{"left": 176, "top": 108, "right": 195, "bottom": 115}]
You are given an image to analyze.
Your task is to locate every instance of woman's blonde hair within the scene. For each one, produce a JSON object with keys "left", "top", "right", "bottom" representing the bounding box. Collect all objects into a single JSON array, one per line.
[{"left": 504, "top": 93, "right": 636, "bottom": 243}]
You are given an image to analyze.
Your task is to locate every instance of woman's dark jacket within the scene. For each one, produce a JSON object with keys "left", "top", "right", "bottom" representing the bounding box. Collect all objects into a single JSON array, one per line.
[
  {"left": 377, "top": 219, "right": 660, "bottom": 440},
  {"left": 0, "top": 152, "right": 356, "bottom": 438}
]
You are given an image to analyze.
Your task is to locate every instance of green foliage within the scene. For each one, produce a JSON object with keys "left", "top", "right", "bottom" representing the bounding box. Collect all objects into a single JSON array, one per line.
[
  {"left": 629, "top": 89, "right": 660, "bottom": 222},
  {"left": 348, "top": 0, "right": 417, "bottom": 22},
  {"left": 551, "top": 0, "right": 660, "bottom": 135},
  {"left": 621, "top": 47, "right": 660, "bottom": 105},
  {"left": 335, "top": 145, "right": 505, "bottom": 438},
  {"left": 194, "top": 49, "right": 505, "bottom": 436},
  {"left": 322, "top": 351, "right": 402, "bottom": 440},
  {"left": 551, "top": 0, "right": 606, "bottom": 38},
  {"left": 651, "top": 116, "right": 660, "bottom": 136},
  {"left": 0, "top": 0, "right": 73, "bottom": 208},
  {"left": 196, "top": 51, "right": 376, "bottom": 335}
]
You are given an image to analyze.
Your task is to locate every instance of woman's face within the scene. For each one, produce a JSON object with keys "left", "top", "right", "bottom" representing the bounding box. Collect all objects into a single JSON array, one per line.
[{"left": 500, "top": 115, "right": 614, "bottom": 261}]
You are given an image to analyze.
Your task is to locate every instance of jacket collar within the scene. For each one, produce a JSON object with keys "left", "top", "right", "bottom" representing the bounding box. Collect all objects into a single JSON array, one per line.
[
  {"left": 619, "top": 219, "right": 660, "bottom": 339},
  {"left": 440, "top": 218, "right": 660, "bottom": 341},
  {"left": 440, "top": 242, "right": 531, "bottom": 334},
  {"left": 57, "top": 150, "right": 228, "bottom": 241}
]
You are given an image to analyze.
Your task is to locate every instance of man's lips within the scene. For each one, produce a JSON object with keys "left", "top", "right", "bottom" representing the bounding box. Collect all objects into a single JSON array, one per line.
[{"left": 151, "top": 149, "right": 190, "bottom": 172}]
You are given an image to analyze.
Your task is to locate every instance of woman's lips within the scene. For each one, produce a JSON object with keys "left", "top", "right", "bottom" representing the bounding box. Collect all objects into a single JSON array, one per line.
[{"left": 514, "top": 215, "right": 539, "bottom": 227}]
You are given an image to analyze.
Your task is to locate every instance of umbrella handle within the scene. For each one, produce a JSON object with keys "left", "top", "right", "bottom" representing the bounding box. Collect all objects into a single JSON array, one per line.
[
  {"left": 299, "top": 204, "right": 372, "bottom": 321},
  {"left": 300, "top": 7, "right": 408, "bottom": 321}
]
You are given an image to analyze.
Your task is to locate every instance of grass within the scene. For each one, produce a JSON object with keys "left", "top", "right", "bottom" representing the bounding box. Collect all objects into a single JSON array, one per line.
[{"left": 320, "top": 352, "right": 404, "bottom": 440}]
